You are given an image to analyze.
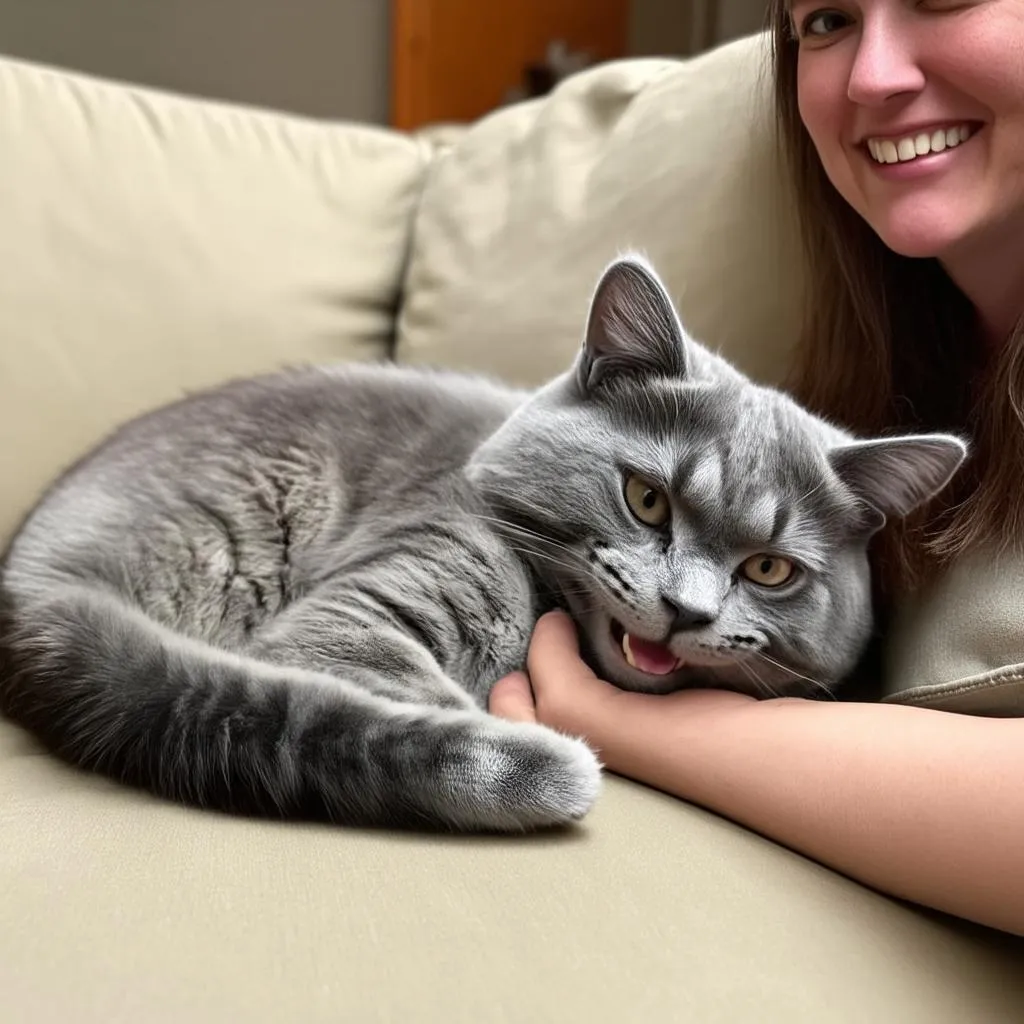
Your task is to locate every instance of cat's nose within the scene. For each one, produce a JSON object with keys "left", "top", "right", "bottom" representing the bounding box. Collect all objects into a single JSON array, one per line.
[{"left": 662, "top": 596, "right": 716, "bottom": 631}]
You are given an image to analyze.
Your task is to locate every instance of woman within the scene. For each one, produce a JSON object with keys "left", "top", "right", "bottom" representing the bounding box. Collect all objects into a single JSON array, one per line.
[{"left": 489, "top": 0, "right": 1024, "bottom": 936}]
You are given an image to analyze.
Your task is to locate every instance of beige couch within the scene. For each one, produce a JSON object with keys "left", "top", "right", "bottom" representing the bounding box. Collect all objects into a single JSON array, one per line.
[{"left": 2, "top": 34, "right": 1023, "bottom": 1024}]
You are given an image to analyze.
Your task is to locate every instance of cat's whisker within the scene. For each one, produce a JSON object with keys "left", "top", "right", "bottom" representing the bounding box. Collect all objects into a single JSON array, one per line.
[
  {"left": 502, "top": 544, "right": 584, "bottom": 578},
  {"left": 469, "top": 510, "right": 548, "bottom": 538},
  {"left": 471, "top": 500, "right": 571, "bottom": 540},
  {"left": 469, "top": 518, "right": 552, "bottom": 550},
  {"left": 736, "top": 659, "right": 783, "bottom": 700},
  {"left": 751, "top": 651, "right": 836, "bottom": 701},
  {"left": 470, "top": 513, "right": 583, "bottom": 563},
  {"left": 469, "top": 514, "right": 590, "bottom": 574},
  {"left": 734, "top": 658, "right": 760, "bottom": 694},
  {"left": 508, "top": 556, "right": 606, "bottom": 601},
  {"left": 796, "top": 478, "right": 828, "bottom": 505},
  {"left": 475, "top": 518, "right": 610, "bottom": 596},
  {"left": 469, "top": 514, "right": 628, "bottom": 615},
  {"left": 496, "top": 550, "right": 607, "bottom": 610}
]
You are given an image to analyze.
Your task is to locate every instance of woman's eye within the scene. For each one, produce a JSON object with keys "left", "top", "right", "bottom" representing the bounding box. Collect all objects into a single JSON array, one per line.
[
  {"left": 801, "top": 9, "right": 851, "bottom": 37},
  {"left": 624, "top": 473, "right": 670, "bottom": 528}
]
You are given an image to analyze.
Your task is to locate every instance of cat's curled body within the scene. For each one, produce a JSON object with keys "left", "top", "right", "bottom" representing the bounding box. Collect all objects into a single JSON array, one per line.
[{"left": 0, "top": 256, "right": 966, "bottom": 831}]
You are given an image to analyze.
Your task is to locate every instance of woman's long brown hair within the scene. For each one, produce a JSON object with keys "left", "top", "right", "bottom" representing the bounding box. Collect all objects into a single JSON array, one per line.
[{"left": 766, "top": 0, "right": 1024, "bottom": 600}]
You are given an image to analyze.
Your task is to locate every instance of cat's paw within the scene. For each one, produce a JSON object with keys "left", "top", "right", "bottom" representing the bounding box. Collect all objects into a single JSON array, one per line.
[{"left": 463, "top": 719, "right": 603, "bottom": 831}]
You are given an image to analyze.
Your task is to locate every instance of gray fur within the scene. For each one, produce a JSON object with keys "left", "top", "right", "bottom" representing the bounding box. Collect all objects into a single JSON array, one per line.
[{"left": 0, "top": 254, "right": 966, "bottom": 831}]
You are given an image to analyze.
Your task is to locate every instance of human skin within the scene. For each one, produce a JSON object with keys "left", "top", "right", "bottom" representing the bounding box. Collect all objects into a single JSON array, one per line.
[{"left": 792, "top": 0, "right": 1024, "bottom": 340}]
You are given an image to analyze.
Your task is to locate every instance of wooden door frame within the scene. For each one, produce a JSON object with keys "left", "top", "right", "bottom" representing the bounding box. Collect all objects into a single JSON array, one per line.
[{"left": 390, "top": 0, "right": 632, "bottom": 130}]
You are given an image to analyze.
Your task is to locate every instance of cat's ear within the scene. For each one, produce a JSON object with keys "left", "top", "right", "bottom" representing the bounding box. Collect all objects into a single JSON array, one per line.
[
  {"left": 829, "top": 433, "right": 968, "bottom": 529},
  {"left": 576, "top": 254, "right": 689, "bottom": 393}
]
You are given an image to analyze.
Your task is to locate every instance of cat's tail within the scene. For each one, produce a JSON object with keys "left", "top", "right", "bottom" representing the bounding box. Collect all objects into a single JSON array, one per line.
[{"left": 0, "top": 584, "right": 601, "bottom": 831}]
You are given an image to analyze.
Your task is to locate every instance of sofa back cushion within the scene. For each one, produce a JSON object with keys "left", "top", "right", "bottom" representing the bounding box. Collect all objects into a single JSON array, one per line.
[
  {"left": 395, "top": 34, "right": 803, "bottom": 390},
  {"left": 0, "top": 56, "right": 426, "bottom": 545}
]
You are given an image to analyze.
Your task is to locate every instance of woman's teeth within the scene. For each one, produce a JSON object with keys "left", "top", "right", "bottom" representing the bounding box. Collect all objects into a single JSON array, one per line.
[{"left": 867, "top": 124, "right": 972, "bottom": 165}]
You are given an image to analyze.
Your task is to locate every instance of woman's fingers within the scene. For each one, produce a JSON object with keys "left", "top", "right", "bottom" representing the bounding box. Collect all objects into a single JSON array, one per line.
[
  {"left": 526, "top": 610, "right": 596, "bottom": 684},
  {"left": 525, "top": 611, "right": 618, "bottom": 735},
  {"left": 487, "top": 670, "right": 537, "bottom": 723},
  {"left": 490, "top": 612, "right": 613, "bottom": 732}
]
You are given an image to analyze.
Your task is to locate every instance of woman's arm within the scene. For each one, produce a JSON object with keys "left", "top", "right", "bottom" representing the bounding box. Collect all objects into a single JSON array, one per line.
[{"left": 490, "top": 612, "right": 1024, "bottom": 936}]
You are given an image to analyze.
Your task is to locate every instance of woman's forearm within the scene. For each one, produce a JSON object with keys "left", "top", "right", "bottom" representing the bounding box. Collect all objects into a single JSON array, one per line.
[
  {"left": 490, "top": 614, "right": 1024, "bottom": 933},
  {"left": 592, "top": 693, "right": 1024, "bottom": 935}
]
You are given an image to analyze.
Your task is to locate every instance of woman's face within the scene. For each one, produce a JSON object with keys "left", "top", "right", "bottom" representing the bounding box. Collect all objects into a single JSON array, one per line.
[{"left": 792, "top": 0, "right": 1024, "bottom": 263}]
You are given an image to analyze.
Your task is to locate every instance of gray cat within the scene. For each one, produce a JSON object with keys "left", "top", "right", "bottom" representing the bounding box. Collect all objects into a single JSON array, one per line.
[{"left": 0, "top": 255, "right": 966, "bottom": 831}]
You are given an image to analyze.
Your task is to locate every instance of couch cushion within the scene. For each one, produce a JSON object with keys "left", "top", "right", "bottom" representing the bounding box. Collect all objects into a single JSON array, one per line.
[
  {"left": 394, "top": 34, "right": 802, "bottom": 389},
  {"left": 0, "top": 56, "right": 427, "bottom": 546},
  {"left": 3, "top": 717, "right": 1022, "bottom": 1023}
]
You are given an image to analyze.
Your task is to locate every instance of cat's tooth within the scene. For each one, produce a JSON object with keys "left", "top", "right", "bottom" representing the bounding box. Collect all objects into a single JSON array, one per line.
[
  {"left": 931, "top": 129, "right": 947, "bottom": 153},
  {"left": 897, "top": 138, "right": 917, "bottom": 162},
  {"left": 960, "top": 123, "right": 972, "bottom": 142},
  {"left": 914, "top": 133, "right": 931, "bottom": 156},
  {"left": 945, "top": 126, "right": 961, "bottom": 147},
  {"left": 622, "top": 632, "right": 637, "bottom": 669}
]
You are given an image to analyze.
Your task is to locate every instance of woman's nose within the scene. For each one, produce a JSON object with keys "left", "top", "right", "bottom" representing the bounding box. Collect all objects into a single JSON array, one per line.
[{"left": 847, "top": 21, "right": 926, "bottom": 106}]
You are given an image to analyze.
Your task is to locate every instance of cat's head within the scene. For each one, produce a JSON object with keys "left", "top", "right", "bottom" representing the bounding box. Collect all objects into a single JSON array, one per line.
[{"left": 466, "top": 254, "right": 967, "bottom": 696}]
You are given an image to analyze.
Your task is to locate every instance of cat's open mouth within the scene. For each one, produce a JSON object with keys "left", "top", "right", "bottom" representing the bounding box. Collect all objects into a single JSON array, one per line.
[{"left": 610, "top": 620, "right": 682, "bottom": 676}]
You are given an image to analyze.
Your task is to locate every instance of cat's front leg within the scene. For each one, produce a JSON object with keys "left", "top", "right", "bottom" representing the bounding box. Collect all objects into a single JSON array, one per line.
[
  {"left": 246, "top": 583, "right": 478, "bottom": 710},
  {"left": 240, "top": 581, "right": 601, "bottom": 830}
]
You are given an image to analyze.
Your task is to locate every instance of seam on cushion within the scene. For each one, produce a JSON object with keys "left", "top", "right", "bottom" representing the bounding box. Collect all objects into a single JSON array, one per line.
[{"left": 386, "top": 131, "right": 447, "bottom": 364}]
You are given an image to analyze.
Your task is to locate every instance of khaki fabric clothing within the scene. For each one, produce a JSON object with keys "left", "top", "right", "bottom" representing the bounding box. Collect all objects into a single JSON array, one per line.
[{"left": 883, "top": 550, "right": 1024, "bottom": 714}]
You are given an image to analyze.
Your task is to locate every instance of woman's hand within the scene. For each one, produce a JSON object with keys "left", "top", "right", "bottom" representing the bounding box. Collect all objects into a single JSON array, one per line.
[
  {"left": 488, "top": 611, "right": 756, "bottom": 773},
  {"left": 488, "top": 610, "right": 615, "bottom": 730}
]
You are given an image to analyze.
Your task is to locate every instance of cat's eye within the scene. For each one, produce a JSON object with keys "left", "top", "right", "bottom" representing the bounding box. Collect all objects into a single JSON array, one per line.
[
  {"left": 741, "top": 554, "right": 796, "bottom": 588},
  {"left": 624, "top": 473, "right": 670, "bottom": 527}
]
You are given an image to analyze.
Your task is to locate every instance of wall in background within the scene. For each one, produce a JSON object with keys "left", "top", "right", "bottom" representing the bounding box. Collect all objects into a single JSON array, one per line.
[
  {"left": 714, "top": 0, "right": 768, "bottom": 48},
  {"left": 629, "top": 0, "right": 766, "bottom": 58},
  {"left": 627, "top": 0, "right": 694, "bottom": 57},
  {"left": 0, "top": 0, "right": 764, "bottom": 125},
  {"left": 0, "top": 0, "right": 390, "bottom": 122}
]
